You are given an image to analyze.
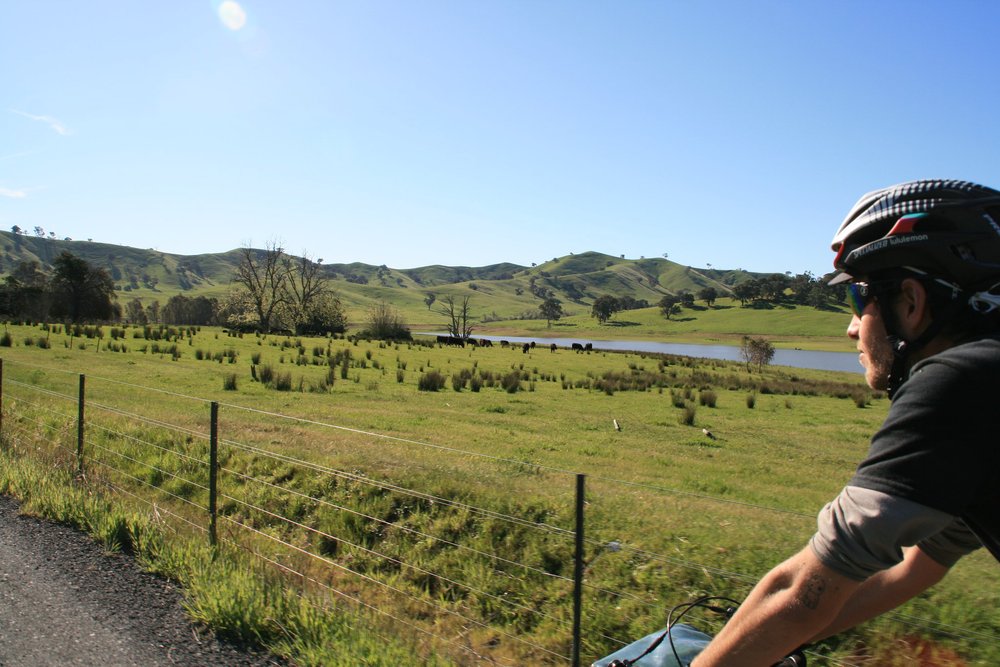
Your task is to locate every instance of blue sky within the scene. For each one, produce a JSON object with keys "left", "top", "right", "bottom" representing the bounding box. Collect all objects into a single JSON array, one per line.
[{"left": 3, "top": 1, "right": 999, "bottom": 275}]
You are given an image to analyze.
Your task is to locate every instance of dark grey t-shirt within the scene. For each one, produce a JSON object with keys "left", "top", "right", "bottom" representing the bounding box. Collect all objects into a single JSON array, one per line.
[{"left": 810, "top": 336, "right": 1000, "bottom": 580}]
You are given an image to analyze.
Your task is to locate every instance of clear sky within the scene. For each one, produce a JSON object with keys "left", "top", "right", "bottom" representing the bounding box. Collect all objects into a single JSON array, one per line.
[{"left": 3, "top": 1, "right": 999, "bottom": 275}]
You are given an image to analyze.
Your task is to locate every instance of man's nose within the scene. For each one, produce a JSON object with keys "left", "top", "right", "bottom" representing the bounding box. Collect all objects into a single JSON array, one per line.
[{"left": 847, "top": 314, "right": 861, "bottom": 339}]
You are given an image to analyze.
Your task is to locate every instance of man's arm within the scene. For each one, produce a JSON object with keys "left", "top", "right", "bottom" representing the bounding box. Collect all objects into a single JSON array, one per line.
[
  {"left": 691, "top": 547, "right": 859, "bottom": 666},
  {"left": 692, "top": 546, "right": 949, "bottom": 666},
  {"left": 808, "top": 545, "right": 948, "bottom": 642}
]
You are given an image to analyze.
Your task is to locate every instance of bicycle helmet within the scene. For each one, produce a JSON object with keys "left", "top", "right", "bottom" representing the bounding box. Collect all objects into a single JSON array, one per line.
[
  {"left": 830, "top": 179, "right": 1000, "bottom": 397},
  {"left": 831, "top": 179, "right": 1000, "bottom": 288}
]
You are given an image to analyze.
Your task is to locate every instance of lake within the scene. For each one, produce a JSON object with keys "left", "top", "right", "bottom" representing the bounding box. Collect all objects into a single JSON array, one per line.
[{"left": 418, "top": 333, "right": 861, "bottom": 374}]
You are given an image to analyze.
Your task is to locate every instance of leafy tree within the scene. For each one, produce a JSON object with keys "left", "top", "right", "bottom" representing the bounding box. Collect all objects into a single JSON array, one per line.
[
  {"left": 146, "top": 299, "right": 161, "bottom": 324},
  {"left": 698, "top": 287, "right": 718, "bottom": 307},
  {"left": 49, "top": 252, "right": 117, "bottom": 322},
  {"left": 424, "top": 293, "right": 436, "bottom": 310},
  {"left": 539, "top": 297, "right": 563, "bottom": 328},
  {"left": 679, "top": 292, "right": 695, "bottom": 308},
  {"left": 591, "top": 295, "right": 620, "bottom": 324},
  {"left": 0, "top": 261, "right": 49, "bottom": 320},
  {"left": 658, "top": 294, "right": 681, "bottom": 320},
  {"left": 297, "top": 292, "right": 347, "bottom": 335},
  {"left": 125, "top": 298, "right": 147, "bottom": 324},
  {"left": 740, "top": 335, "right": 776, "bottom": 372}
]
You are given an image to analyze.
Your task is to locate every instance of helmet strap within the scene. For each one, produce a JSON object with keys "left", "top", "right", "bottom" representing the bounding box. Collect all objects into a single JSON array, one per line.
[{"left": 878, "top": 286, "right": 964, "bottom": 398}]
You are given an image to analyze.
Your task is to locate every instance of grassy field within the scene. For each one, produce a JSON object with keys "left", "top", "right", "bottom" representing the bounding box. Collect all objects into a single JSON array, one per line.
[{"left": 0, "top": 322, "right": 997, "bottom": 666}]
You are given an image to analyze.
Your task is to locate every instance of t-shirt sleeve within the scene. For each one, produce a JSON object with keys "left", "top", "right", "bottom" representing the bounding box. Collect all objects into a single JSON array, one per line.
[
  {"left": 809, "top": 486, "right": 959, "bottom": 581},
  {"left": 917, "top": 518, "right": 983, "bottom": 567}
]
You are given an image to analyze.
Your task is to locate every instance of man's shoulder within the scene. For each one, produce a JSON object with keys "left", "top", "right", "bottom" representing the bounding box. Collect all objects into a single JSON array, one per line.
[{"left": 914, "top": 335, "right": 1000, "bottom": 375}]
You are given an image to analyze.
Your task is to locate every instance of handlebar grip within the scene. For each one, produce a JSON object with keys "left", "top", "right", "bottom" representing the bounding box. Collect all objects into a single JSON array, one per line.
[{"left": 772, "top": 651, "right": 806, "bottom": 666}]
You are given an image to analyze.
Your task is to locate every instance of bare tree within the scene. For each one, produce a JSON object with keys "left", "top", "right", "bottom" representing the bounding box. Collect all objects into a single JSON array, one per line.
[
  {"left": 283, "top": 251, "right": 332, "bottom": 333},
  {"left": 438, "top": 295, "right": 474, "bottom": 340},
  {"left": 233, "top": 241, "right": 289, "bottom": 332}
]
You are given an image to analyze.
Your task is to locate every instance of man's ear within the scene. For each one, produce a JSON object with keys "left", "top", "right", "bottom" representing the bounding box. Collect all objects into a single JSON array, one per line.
[{"left": 897, "top": 278, "right": 932, "bottom": 334}]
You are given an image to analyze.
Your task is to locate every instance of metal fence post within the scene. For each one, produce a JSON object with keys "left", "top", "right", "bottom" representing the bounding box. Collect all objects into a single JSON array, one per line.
[
  {"left": 0, "top": 358, "right": 4, "bottom": 439},
  {"left": 77, "top": 374, "right": 85, "bottom": 475},
  {"left": 572, "top": 473, "right": 585, "bottom": 667},
  {"left": 209, "top": 401, "right": 219, "bottom": 547}
]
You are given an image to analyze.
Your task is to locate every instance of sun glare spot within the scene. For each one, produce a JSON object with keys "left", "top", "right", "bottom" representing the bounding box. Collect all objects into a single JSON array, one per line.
[{"left": 218, "top": 1, "right": 247, "bottom": 31}]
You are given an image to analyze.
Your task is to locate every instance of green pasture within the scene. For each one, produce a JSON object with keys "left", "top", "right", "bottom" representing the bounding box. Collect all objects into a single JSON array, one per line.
[{"left": 0, "top": 323, "right": 997, "bottom": 665}]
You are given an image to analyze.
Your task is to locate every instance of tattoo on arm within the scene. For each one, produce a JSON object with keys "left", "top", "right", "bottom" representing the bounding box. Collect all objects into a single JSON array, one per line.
[{"left": 799, "top": 574, "right": 827, "bottom": 610}]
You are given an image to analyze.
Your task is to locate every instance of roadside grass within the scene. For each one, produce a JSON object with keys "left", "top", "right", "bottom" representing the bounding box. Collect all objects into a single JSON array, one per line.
[
  {"left": 0, "top": 440, "right": 452, "bottom": 666},
  {"left": 1, "top": 322, "right": 998, "bottom": 664}
]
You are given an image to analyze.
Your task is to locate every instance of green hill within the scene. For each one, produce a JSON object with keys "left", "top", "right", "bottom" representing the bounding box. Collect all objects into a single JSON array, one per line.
[
  {"left": 0, "top": 233, "right": 759, "bottom": 314},
  {"left": 0, "top": 232, "right": 856, "bottom": 346}
]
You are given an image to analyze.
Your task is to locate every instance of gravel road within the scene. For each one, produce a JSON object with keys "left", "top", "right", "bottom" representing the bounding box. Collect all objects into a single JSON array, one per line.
[{"left": 0, "top": 494, "right": 288, "bottom": 667}]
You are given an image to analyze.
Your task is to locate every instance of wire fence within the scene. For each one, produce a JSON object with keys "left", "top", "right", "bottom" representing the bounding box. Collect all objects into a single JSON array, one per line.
[{"left": 0, "top": 356, "right": 997, "bottom": 666}]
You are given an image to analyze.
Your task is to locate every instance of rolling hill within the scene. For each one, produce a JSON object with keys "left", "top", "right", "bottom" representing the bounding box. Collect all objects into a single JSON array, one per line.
[{"left": 0, "top": 232, "right": 769, "bottom": 323}]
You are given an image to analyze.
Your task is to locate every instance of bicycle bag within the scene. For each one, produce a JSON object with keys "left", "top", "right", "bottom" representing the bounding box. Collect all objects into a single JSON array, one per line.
[{"left": 591, "top": 623, "right": 713, "bottom": 667}]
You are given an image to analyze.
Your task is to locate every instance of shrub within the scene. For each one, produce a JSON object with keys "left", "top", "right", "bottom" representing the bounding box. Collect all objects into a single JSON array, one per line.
[
  {"left": 501, "top": 371, "right": 521, "bottom": 394},
  {"left": 396, "top": 370, "right": 405, "bottom": 383},
  {"left": 0, "top": 332, "right": 11, "bottom": 347},
  {"left": 746, "top": 393, "right": 757, "bottom": 409},
  {"left": 251, "top": 352, "right": 262, "bottom": 365},
  {"left": 418, "top": 371, "right": 446, "bottom": 392},
  {"left": 274, "top": 372, "right": 293, "bottom": 391},
  {"left": 679, "top": 404, "right": 696, "bottom": 426},
  {"left": 223, "top": 374, "right": 238, "bottom": 391},
  {"left": 852, "top": 390, "right": 869, "bottom": 408},
  {"left": 698, "top": 390, "right": 717, "bottom": 408},
  {"left": 259, "top": 364, "right": 275, "bottom": 385},
  {"left": 451, "top": 374, "right": 466, "bottom": 392}
]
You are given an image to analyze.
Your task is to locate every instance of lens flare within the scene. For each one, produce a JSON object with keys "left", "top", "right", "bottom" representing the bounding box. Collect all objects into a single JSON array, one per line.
[{"left": 218, "top": 1, "right": 247, "bottom": 31}]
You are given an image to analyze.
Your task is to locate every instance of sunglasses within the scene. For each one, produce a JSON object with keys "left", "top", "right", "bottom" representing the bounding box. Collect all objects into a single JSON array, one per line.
[
  {"left": 846, "top": 282, "right": 875, "bottom": 317},
  {"left": 846, "top": 279, "right": 902, "bottom": 317}
]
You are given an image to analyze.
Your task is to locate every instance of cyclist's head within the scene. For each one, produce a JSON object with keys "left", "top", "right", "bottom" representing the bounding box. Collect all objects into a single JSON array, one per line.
[{"left": 830, "top": 179, "right": 1000, "bottom": 394}]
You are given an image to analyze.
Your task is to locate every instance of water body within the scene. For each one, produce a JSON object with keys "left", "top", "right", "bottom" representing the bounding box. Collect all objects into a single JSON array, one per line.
[{"left": 418, "top": 333, "right": 861, "bottom": 374}]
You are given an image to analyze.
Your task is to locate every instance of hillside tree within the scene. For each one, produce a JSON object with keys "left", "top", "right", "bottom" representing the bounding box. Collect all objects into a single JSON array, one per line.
[
  {"left": 591, "top": 295, "right": 620, "bottom": 324},
  {"left": 539, "top": 297, "right": 563, "bottom": 328},
  {"left": 658, "top": 294, "right": 681, "bottom": 320}
]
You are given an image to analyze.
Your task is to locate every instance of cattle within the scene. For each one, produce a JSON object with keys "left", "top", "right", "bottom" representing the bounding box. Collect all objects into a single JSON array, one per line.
[
  {"left": 571, "top": 343, "right": 584, "bottom": 352},
  {"left": 550, "top": 343, "right": 557, "bottom": 352},
  {"left": 522, "top": 342, "right": 530, "bottom": 353},
  {"left": 530, "top": 341, "right": 536, "bottom": 348},
  {"left": 500, "top": 340, "right": 510, "bottom": 348},
  {"left": 437, "top": 335, "right": 465, "bottom": 347},
  {"left": 479, "top": 339, "right": 493, "bottom": 347},
  {"left": 584, "top": 343, "right": 593, "bottom": 351}
]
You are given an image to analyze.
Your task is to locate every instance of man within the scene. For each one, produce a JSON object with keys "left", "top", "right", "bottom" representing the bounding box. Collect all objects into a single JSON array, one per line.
[{"left": 693, "top": 179, "right": 1000, "bottom": 666}]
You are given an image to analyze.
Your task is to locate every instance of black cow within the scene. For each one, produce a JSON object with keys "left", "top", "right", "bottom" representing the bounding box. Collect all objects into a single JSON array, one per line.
[
  {"left": 584, "top": 343, "right": 593, "bottom": 351},
  {"left": 522, "top": 343, "right": 530, "bottom": 353},
  {"left": 550, "top": 343, "right": 557, "bottom": 352},
  {"left": 571, "top": 343, "right": 584, "bottom": 352}
]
